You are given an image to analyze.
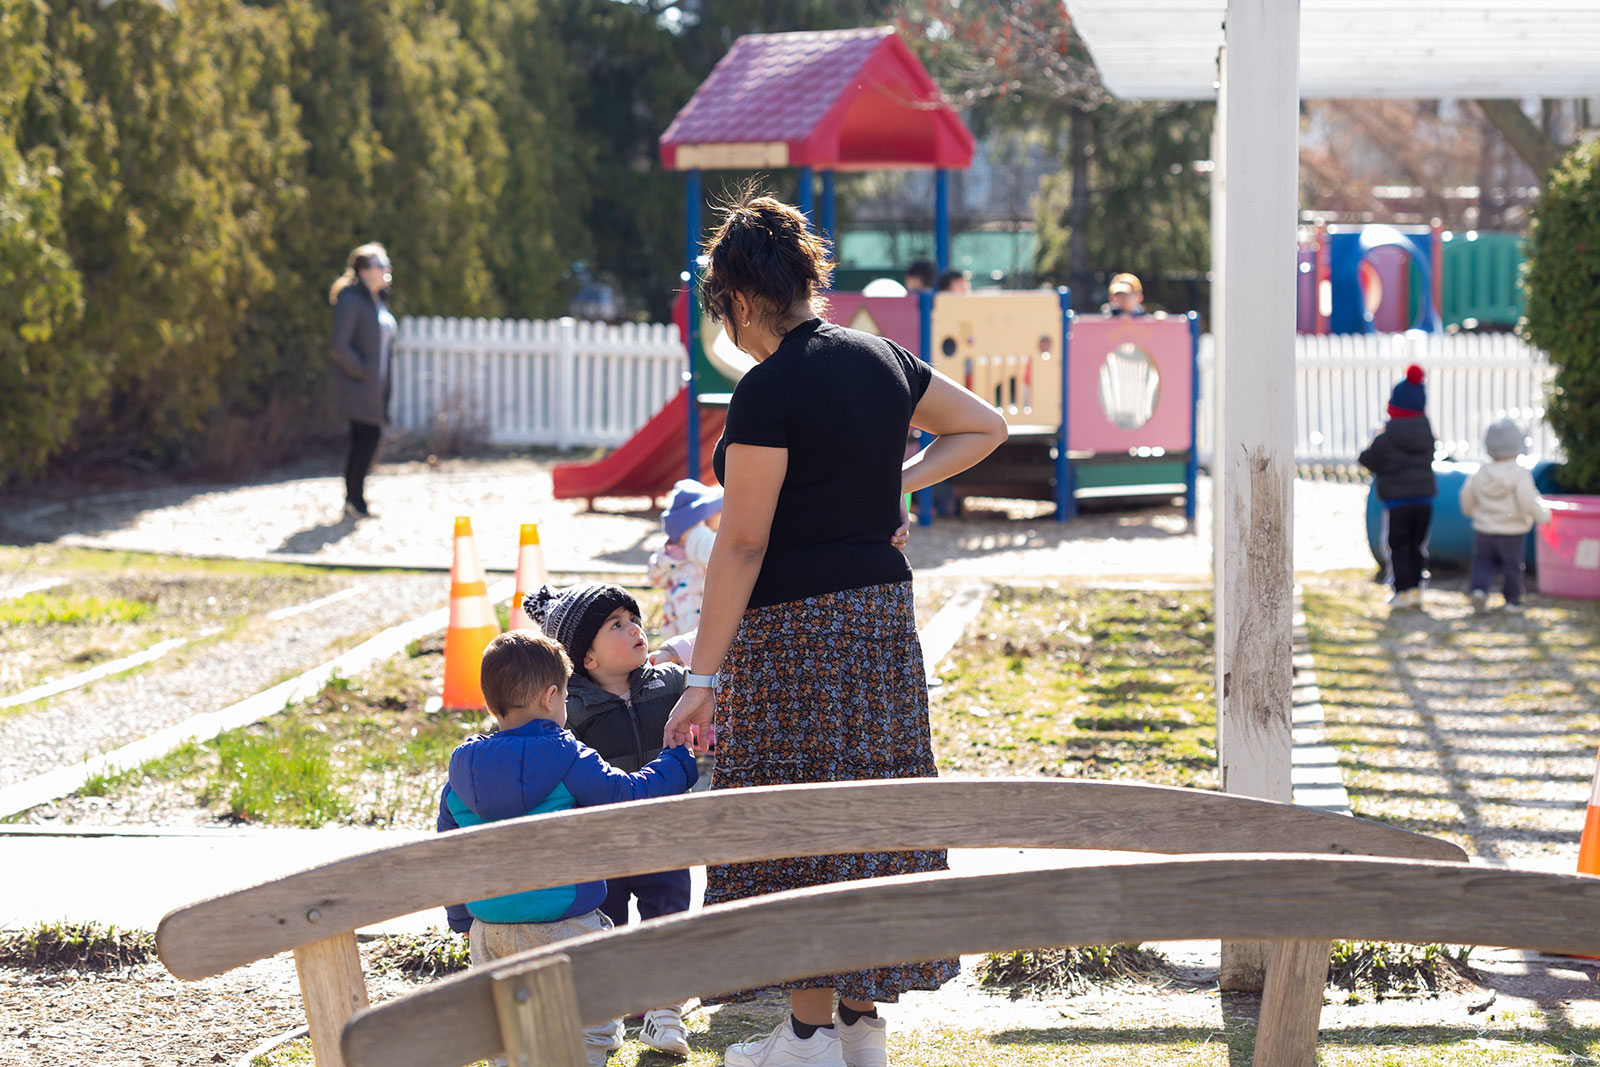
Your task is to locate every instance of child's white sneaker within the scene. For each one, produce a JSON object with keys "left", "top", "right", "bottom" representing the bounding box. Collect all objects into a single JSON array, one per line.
[
  {"left": 837, "top": 1014, "right": 887, "bottom": 1067},
  {"left": 1503, "top": 600, "right": 1526, "bottom": 614},
  {"left": 724, "top": 1019, "right": 846, "bottom": 1067},
  {"left": 1470, "top": 589, "right": 1488, "bottom": 614},
  {"left": 640, "top": 1006, "right": 690, "bottom": 1057}
]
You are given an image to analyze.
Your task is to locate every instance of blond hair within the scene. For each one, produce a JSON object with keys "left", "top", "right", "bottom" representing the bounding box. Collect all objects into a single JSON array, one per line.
[{"left": 328, "top": 242, "right": 390, "bottom": 305}]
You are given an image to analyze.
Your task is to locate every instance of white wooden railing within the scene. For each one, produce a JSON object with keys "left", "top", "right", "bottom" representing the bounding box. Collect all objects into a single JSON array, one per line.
[
  {"left": 1198, "top": 331, "right": 1558, "bottom": 467},
  {"left": 391, "top": 317, "right": 685, "bottom": 449}
]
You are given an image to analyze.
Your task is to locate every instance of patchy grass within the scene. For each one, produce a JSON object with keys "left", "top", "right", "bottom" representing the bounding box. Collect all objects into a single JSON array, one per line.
[
  {"left": 976, "top": 945, "right": 1192, "bottom": 999},
  {"left": 1328, "top": 942, "right": 1479, "bottom": 1002},
  {"left": 0, "top": 591, "right": 153, "bottom": 626},
  {"left": 64, "top": 584, "right": 667, "bottom": 829},
  {"left": 0, "top": 546, "right": 357, "bottom": 697},
  {"left": 1301, "top": 572, "right": 1600, "bottom": 861},
  {"left": 0, "top": 921, "right": 156, "bottom": 971},
  {"left": 369, "top": 931, "right": 471, "bottom": 978},
  {"left": 930, "top": 584, "right": 1215, "bottom": 786},
  {"left": 59, "top": 647, "right": 478, "bottom": 827}
]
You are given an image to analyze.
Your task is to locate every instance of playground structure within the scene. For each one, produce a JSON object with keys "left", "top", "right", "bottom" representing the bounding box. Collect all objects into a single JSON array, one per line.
[
  {"left": 556, "top": 26, "right": 1198, "bottom": 521},
  {"left": 1297, "top": 223, "right": 1525, "bottom": 335}
]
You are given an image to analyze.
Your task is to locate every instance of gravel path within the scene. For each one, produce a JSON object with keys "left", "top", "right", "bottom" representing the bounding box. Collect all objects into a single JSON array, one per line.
[
  {"left": 0, "top": 572, "right": 446, "bottom": 790},
  {"left": 0, "top": 455, "right": 1377, "bottom": 578}
]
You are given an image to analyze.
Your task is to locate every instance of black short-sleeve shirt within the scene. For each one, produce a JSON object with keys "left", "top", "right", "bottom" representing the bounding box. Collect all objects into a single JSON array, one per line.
[{"left": 713, "top": 318, "right": 933, "bottom": 609}]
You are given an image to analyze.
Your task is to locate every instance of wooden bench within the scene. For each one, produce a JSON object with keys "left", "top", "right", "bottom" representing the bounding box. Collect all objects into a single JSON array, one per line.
[
  {"left": 155, "top": 778, "right": 1467, "bottom": 1067},
  {"left": 340, "top": 853, "right": 1600, "bottom": 1067}
]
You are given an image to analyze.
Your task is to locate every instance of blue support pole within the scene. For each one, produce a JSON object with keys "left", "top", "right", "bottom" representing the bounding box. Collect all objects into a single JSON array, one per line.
[
  {"left": 685, "top": 169, "right": 702, "bottom": 480},
  {"left": 819, "top": 170, "right": 836, "bottom": 253},
  {"left": 1185, "top": 310, "right": 1201, "bottom": 525},
  {"left": 797, "top": 166, "right": 814, "bottom": 228},
  {"left": 934, "top": 169, "right": 950, "bottom": 272},
  {"left": 1055, "top": 287, "right": 1075, "bottom": 522},
  {"left": 916, "top": 289, "right": 935, "bottom": 527}
]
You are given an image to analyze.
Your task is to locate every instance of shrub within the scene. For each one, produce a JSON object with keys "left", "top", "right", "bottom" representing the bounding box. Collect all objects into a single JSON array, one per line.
[{"left": 1523, "top": 139, "right": 1600, "bottom": 492}]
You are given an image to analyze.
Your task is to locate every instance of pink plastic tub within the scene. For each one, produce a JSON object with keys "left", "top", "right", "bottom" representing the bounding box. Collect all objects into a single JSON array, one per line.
[{"left": 1536, "top": 495, "right": 1600, "bottom": 599}]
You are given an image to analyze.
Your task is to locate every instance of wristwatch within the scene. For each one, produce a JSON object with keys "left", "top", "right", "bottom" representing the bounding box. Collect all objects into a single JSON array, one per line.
[{"left": 685, "top": 672, "right": 717, "bottom": 689}]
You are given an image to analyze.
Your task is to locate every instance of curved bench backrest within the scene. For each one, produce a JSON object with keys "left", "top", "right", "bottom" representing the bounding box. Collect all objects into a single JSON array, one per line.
[
  {"left": 156, "top": 778, "right": 1465, "bottom": 979},
  {"left": 342, "top": 855, "right": 1600, "bottom": 1067}
]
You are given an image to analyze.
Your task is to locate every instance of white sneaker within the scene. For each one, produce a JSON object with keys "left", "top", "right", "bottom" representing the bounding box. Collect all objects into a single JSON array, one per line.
[
  {"left": 723, "top": 1019, "right": 846, "bottom": 1067},
  {"left": 1470, "top": 589, "right": 1488, "bottom": 614},
  {"left": 1503, "top": 600, "right": 1526, "bottom": 614},
  {"left": 641, "top": 1006, "right": 690, "bottom": 1057},
  {"left": 837, "top": 1014, "right": 887, "bottom": 1067}
]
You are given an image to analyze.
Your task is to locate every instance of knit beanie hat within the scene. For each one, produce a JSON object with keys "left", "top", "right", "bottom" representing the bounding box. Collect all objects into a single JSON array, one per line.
[
  {"left": 522, "top": 582, "right": 640, "bottom": 676},
  {"left": 1388, "top": 364, "right": 1426, "bottom": 415},
  {"left": 662, "top": 479, "right": 723, "bottom": 542},
  {"left": 1484, "top": 417, "right": 1528, "bottom": 460}
]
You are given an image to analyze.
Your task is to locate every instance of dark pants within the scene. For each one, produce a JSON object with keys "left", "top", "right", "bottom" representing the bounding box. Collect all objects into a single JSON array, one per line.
[
  {"left": 344, "top": 420, "right": 382, "bottom": 509},
  {"left": 1386, "top": 503, "right": 1432, "bottom": 592},
  {"left": 599, "top": 868, "right": 691, "bottom": 927},
  {"left": 1471, "top": 532, "right": 1527, "bottom": 604}
]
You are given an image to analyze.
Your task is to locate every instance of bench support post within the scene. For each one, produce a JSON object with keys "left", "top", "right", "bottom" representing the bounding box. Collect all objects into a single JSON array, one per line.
[
  {"left": 1251, "top": 938, "right": 1330, "bottom": 1067},
  {"left": 491, "top": 953, "right": 588, "bottom": 1067},
  {"left": 293, "top": 931, "right": 370, "bottom": 1067}
]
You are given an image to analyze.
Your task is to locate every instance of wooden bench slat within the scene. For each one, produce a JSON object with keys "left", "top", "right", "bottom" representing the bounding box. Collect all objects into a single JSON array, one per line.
[
  {"left": 157, "top": 779, "right": 1466, "bottom": 979},
  {"left": 341, "top": 855, "right": 1600, "bottom": 1067}
]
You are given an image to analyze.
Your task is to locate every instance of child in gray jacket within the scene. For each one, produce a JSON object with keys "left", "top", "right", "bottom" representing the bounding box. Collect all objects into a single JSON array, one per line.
[{"left": 1460, "top": 418, "right": 1551, "bottom": 613}]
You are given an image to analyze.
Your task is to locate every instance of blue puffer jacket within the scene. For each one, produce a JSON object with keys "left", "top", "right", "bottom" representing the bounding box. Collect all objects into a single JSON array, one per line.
[{"left": 437, "top": 717, "right": 697, "bottom": 932}]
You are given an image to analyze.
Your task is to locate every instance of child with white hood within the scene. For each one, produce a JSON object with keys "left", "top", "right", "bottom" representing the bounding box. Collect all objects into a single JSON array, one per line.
[
  {"left": 1459, "top": 418, "right": 1551, "bottom": 613},
  {"left": 647, "top": 479, "right": 722, "bottom": 643}
]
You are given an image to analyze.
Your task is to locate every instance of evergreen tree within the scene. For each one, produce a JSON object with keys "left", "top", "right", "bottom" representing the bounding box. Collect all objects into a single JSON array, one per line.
[{"left": 0, "top": 0, "right": 87, "bottom": 481}]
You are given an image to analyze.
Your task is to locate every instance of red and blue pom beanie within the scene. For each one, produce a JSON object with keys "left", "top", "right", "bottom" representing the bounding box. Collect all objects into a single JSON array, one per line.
[{"left": 1388, "top": 364, "right": 1426, "bottom": 418}]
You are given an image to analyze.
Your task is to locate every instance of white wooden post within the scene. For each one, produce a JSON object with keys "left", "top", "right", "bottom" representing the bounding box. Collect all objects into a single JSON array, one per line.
[
  {"left": 554, "top": 317, "right": 575, "bottom": 451},
  {"left": 1214, "top": 0, "right": 1301, "bottom": 990}
]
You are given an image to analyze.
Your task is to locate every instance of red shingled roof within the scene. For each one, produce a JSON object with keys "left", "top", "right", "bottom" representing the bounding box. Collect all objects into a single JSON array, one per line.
[{"left": 659, "top": 27, "right": 974, "bottom": 172}]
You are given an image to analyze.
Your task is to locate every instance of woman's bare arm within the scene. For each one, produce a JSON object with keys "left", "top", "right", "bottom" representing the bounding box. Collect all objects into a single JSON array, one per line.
[{"left": 903, "top": 369, "right": 1008, "bottom": 493}]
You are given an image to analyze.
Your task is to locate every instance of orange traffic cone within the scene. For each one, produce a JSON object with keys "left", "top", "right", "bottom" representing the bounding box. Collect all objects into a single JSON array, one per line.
[
  {"left": 442, "top": 516, "right": 500, "bottom": 709},
  {"left": 510, "top": 523, "right": 550, "bottom": 632},
  {"left": 1579, "top": 745, "right": 1600, "bottom": 878}
]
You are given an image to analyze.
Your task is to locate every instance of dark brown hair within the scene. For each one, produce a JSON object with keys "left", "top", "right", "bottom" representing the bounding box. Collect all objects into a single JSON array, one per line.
[
  {"left": 701, "top": 190, "right": 833, "bottom": 340},
  {"left": 480, "top": 630, "right": 571, "bottom": 719}
]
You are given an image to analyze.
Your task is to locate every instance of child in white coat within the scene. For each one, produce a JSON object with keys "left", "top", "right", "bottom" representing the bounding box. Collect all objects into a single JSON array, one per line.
[
  {"left": 1460, "top": 418, "right": 1551, "bottom": 613},
  {"left": 647, "top": 479, "right": 722, "bottom": 641}
]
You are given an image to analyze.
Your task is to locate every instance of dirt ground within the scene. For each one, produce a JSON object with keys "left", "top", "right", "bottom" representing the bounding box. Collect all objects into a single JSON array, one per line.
[{"left": 5, "top": 941, "right": 1599, "bottom": 1067}]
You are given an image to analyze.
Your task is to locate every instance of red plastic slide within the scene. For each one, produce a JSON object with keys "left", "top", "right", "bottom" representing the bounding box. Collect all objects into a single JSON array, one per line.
[{"left": 552, "top": 388, "right": 725, "bottom": 507}]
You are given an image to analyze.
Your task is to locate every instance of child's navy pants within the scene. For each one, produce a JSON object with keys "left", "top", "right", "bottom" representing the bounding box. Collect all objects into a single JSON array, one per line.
[
  {"left": 1470, "top": 532, "right": 1528, "bottom": 604},
  {"left": 600, "top": 868, "right": 692, "bottom": 926}
]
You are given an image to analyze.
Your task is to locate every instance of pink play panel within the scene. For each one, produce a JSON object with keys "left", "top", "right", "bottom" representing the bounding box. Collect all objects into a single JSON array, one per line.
[
  {"left": 1536, "top": 496, "right": 1600, "bottom": 599},
  {"left": 824, "top": 293, "right": 921, "bottom": 351},
  {"left": 1068, "top": 316, "right": 1193, "bottom": 453}
]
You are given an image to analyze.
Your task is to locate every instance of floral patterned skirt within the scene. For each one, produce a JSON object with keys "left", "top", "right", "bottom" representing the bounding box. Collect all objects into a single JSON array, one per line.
[{"left": 706, "top": 580, "right": 960, "bottom": 1002}]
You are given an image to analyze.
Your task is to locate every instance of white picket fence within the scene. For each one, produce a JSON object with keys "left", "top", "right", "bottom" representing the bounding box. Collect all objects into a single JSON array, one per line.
[
  {"left": 391, "top": 317, "right": 685, "bottom": 449},
  {"left": 1197, "top": 331, "right": 1558, "bottom": 467},
  {"left": 393, "top": 315, "right": 1557, "bottom": 467}
]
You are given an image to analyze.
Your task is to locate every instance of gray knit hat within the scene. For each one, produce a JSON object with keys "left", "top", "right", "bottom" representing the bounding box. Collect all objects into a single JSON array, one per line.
[
  {"left": 522, "top": 582, "right": 640, "bottom": 676},
  {"left": 1484, "top": 417, "right": 1528, "bottom": 460}
]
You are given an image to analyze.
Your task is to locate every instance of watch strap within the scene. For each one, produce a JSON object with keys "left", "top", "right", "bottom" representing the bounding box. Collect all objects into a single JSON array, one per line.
[{"left": 685, "top": 671, "right": 717, "bottom": 688}]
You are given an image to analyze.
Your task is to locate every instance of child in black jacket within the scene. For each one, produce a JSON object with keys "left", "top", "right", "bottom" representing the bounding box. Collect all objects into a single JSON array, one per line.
[
  {"left": 525, "top": 582, "right": 693, "bottom": 1058},
  {"left": 1358, "top": 364, "right": 1437, "bottom": 607}
]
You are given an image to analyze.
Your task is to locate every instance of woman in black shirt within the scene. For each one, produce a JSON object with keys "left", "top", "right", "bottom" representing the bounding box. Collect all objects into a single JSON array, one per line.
[{"left": 663, "top": 194, "right": 1005, "bottom": 1067}]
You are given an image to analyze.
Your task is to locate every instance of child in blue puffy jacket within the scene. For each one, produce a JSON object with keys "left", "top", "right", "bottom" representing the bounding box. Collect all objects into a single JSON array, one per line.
[{"left": 436, "top": 629, "right": 697, "bottom": 1066}]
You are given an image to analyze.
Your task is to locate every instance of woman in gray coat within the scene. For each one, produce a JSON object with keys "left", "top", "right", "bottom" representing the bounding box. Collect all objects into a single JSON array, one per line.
[{"left": 329, "top": 243, "right": 397, "bottom": 519}]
